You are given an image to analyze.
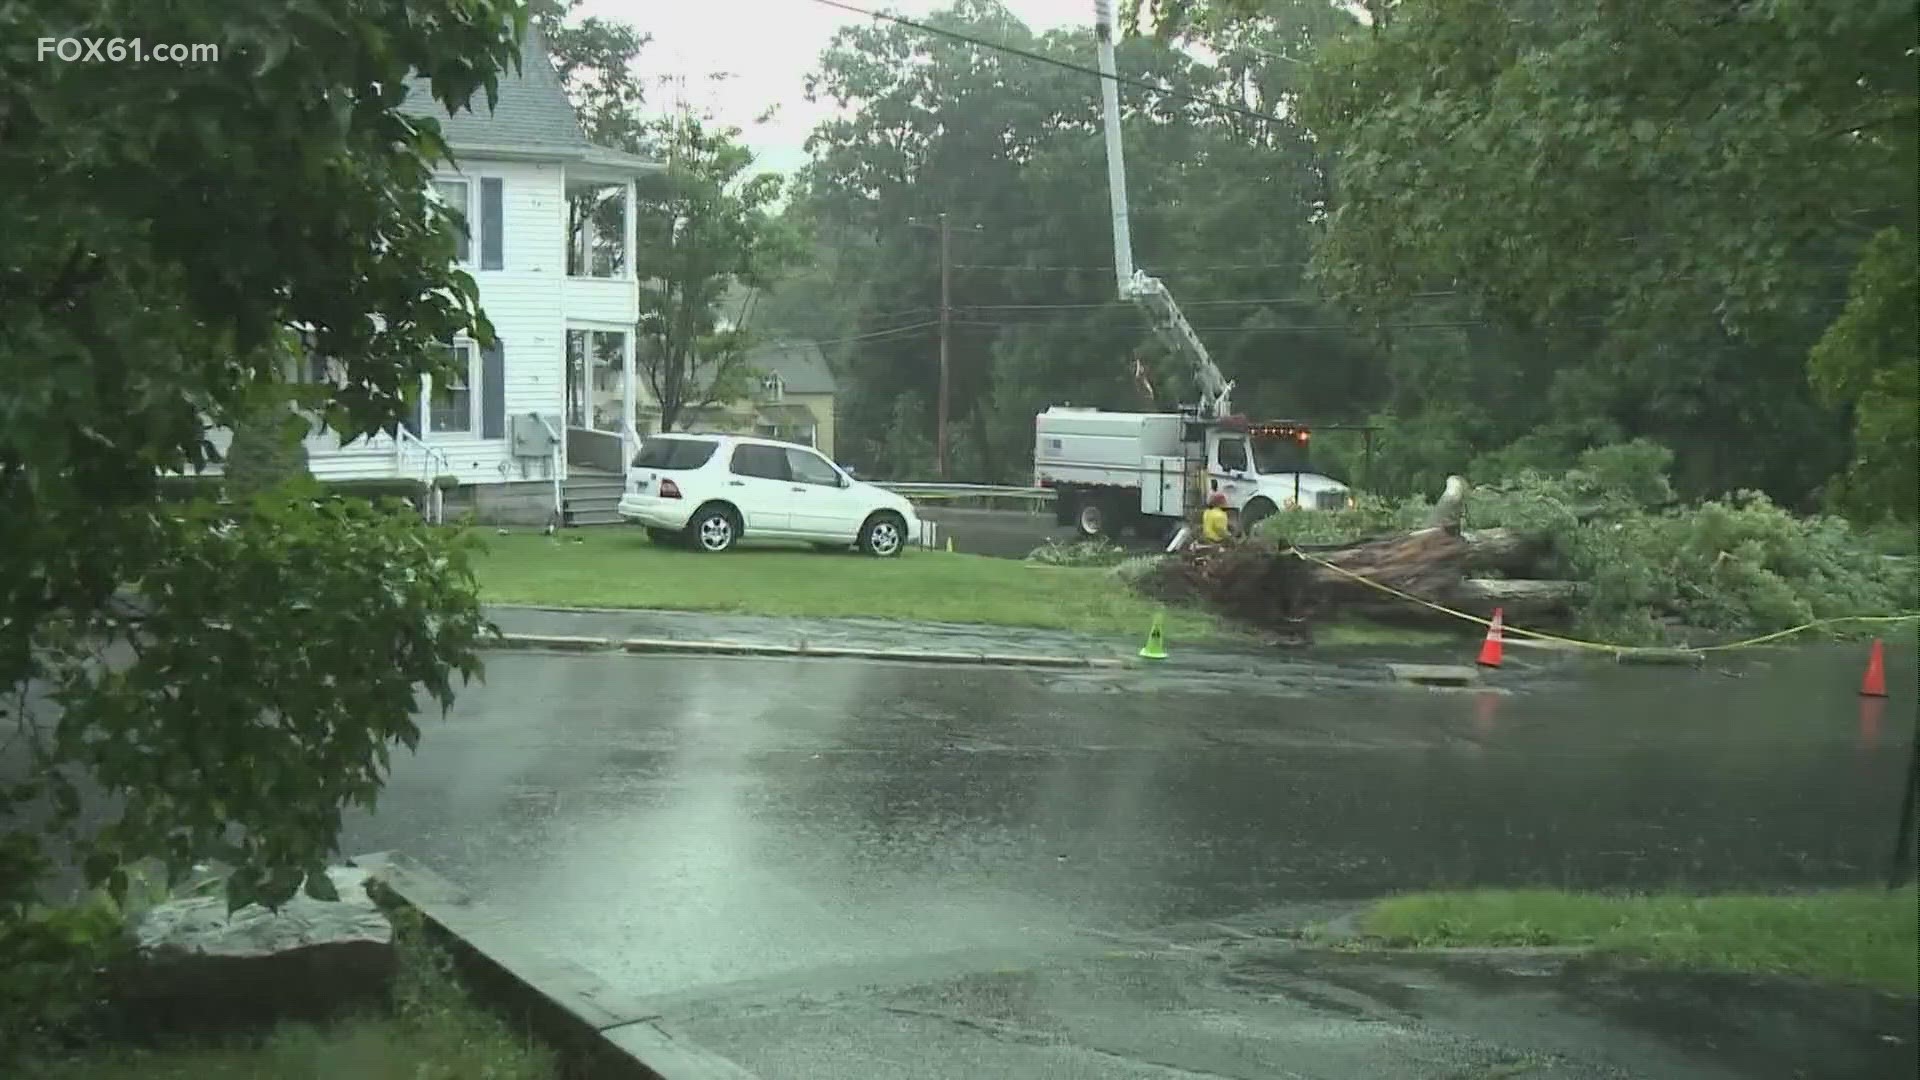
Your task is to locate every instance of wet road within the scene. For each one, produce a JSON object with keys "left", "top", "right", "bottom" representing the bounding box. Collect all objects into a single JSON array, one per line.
[
  {"left": 918, "top": 506, "right": 1168, "bottom": 559},
  {"left": 344, "top": 643, "right": 1915, "bottom": 1078}
]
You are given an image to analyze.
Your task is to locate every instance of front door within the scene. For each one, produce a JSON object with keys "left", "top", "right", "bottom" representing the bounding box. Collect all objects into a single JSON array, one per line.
[
  {"left": 723, "top": 443, "right": 793, "bottom": 535},
  {"left": 1212, "top": 434, "right": 1253, "bottom": 505},
  {"left": 783, "top": 446, "right": 863, "bottom": 540}
]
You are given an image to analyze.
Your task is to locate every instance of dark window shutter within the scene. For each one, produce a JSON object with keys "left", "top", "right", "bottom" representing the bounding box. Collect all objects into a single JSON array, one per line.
[
  {"left": 481, "top": 341, "right": 505, "bottom": 439},
  {"left": 480, "top": 178, "right": 503, "bottom": 270}
]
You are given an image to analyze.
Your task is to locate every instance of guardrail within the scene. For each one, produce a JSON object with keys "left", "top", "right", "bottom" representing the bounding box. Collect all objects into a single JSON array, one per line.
[{"left": 878, "top": 482, "right": 1057, "bottom": 508}]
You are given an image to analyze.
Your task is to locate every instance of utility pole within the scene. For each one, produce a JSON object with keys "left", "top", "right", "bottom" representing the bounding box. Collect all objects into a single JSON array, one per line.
[{"left": 938, "top": 212, "right": 951, "bottom": 479}]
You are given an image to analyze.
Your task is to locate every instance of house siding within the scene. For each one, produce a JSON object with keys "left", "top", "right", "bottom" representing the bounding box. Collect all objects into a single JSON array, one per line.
[
  {"left": 560, "top": 277, "right": 634, "bottom": 326},
  {"left": 175, "top": 157, "right": 637, "bottom": 518}
]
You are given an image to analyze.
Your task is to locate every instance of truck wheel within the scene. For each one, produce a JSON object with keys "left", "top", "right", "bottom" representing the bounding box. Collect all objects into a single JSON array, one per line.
[
  {"left": 1242, "top": 498, "right": 1278, "bottom": 531},
  {"left": 1075, "top": 497, "right": 1110, "bottom": 538}
]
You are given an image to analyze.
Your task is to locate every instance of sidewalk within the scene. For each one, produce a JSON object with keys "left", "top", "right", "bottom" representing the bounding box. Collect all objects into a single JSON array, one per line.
[
  {"left": 478, "top": 604, "right": 1508, "bottom": 692},
  {"left": 486, "top": 604, "right": 1138, "bottom": 660}
]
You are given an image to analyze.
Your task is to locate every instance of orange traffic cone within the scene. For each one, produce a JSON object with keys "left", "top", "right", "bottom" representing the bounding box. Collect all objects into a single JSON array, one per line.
[
  {"left": 1476, "top": 607, "right": 1505, "bottom": 668},
  {"left": 1860, "top": 638, "right": 1887, "bottom": 698}
]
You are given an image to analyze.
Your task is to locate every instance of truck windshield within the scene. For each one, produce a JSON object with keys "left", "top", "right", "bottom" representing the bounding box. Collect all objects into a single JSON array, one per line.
[{"left": 1251, "top": 436, "right": 1311, "bottom": 475}]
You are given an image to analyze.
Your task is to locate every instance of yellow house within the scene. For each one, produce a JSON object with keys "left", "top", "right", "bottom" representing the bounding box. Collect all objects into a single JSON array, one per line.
[{"left": 630, "top": 339, "right": 839, "bottom": 459}]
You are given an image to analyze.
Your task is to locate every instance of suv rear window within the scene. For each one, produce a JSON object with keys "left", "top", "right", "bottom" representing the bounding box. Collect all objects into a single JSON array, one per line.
[{"left": 631, "top": 437, "right": 718, "bottom": 470}]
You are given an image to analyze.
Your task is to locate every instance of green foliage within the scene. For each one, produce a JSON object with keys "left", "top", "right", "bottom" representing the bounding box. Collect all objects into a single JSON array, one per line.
[
  {"left": 530, "top": 0, "right": 650, "bottom": 151},
  {"left": 1026, "top": 538, "right": 1130, "bottom": 567},
  {"left": 1361, "top": 887, "right": 1920, "bottom": 993},
  {"left": 1255, "top": 442, "right": 1914, "bottom": 642},
  {"left": 1256, "top": 492, "right": 1414, "bottom": 545},
  {"left": 0, "top": 888, "right": 136, "bottom": 1059},
  {"left": 1110, "top": 554, "right": 1166, "bottom": 585},
  {"left": 2, "top": 0, "right": 518, "bottom": 919},
  {"left": 1808, "top": 225, "right": 1919, "bottom": 523},
  {"left": 1292, "top": 0, "right": 1915, "bottom": 519},
  {"left": 222, "top": 393, "right": 314, "bottom": 503},
  {"left": 791, "top": 0, "right": 1373, "bottom": 481},
  {"left": 9, "top": 496, "right": 491, "bottom": 916},
  {"left": 624, "top": 112, "right": 805, "bottom": 431}
]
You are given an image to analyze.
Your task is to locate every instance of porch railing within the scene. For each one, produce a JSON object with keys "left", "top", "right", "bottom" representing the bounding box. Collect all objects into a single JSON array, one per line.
[
  {"left": 535, "top": 415, "right": 564, "bottom": 524},
  {"left": 394, "top": 427, "right": 450, "bottom": 524}
]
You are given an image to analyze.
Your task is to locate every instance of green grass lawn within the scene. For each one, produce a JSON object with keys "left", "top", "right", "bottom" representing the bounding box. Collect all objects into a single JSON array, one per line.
[
  {"left": 469, "top": 527, "right": 1470, "bottom": 647},
  {"left": 1357, "top": 887, "right": 1920, "bottom": 993},
  {"left": 20, "top": 1015, "right": 555, "bottom": 1080},
  {"left": 470, "top": 528, "right": 1227, "bottom": 641}
]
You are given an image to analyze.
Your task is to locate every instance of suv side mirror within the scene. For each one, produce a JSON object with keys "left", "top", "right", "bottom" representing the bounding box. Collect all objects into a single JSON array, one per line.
[{"left": 838, "top": 473, "right": 851, "bottom": 488}]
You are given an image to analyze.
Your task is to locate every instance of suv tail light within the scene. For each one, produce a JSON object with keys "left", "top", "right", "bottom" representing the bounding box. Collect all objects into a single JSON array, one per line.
[{"left": 658, "top": 478, "right": 682, "bottom": 499}]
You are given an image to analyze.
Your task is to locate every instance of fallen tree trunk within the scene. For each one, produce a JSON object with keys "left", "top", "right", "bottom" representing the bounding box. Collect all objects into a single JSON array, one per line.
[
  {"left": 1325, "top": 577, "right": 1587, "bottom": 627},
  {"left": 1136, "top": 525, "right": 1580, "bottom": 633}
]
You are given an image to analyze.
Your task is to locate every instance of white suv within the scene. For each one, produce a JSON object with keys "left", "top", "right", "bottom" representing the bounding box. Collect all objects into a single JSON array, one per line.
[{"left": 617, "top": 433, "right": 921, "bottom": 556}]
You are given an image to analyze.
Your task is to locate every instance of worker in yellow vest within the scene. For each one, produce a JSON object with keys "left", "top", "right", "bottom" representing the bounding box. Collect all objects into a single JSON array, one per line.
[{"left": 1200, "top": 491, "right": 1232, "bottom": 545}]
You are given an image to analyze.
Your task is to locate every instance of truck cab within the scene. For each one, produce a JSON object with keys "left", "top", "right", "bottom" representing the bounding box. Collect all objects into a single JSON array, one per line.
[{"left": 1208, "top": 421, "right": 1353, "bottom": 529}]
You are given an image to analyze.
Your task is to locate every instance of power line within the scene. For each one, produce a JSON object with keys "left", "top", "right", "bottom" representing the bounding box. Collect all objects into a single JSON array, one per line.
[
  {"left": 809, "top": 320, "right": 941, "bottom": 346},
  {"left": 954, "top": 261, "right": 1310, "bottom": 272},
  {"left": 804, "top": 0, "right": 1283, "bottom": 126}
]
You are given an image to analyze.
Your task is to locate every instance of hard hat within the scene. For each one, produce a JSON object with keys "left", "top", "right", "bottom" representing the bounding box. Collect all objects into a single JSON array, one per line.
[{"left": 1207, "top": 492, "right": 1228, "bottom": 507}]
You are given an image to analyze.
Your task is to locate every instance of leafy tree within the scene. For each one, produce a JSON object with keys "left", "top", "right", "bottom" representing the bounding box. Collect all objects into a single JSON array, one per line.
[
  {"left": 222, "top": 389, "right": 315, "bottom": 502},
  {"left": 1808, "top": 226, "right": 1919, "bottom": 523},
  {"left": 633, "top": 111, "right": 804, "bottom": 432},
  {"left": 1, "top": 0, "right": 519, "bottom": 918},
  {"left": 1282, "top": 0, "right": 1915, "bottom": 515},
  {"left": 799, "top": 1, "right": 1370, "bottom": 480},
  {"left": 530, "top": 0, "right": 651, "bottom": 150}
]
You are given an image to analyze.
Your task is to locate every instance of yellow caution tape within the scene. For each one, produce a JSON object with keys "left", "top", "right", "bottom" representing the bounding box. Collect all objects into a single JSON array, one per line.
[{"left": 1291, "top": 548, "right": 1919, "bottom": 657}]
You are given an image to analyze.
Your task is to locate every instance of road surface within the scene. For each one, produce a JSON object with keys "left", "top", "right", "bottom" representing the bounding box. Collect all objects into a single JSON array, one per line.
[
  {"left": 918, "top": 506, "right": 1168, "bottom": 559},
  {"left": 343, "top": 643, "right": 1916, "bottom": 1079}
]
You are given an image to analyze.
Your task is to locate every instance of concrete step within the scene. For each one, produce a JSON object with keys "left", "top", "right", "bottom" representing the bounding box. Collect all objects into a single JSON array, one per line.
[
  {"left": 566, "top": 509, "right": 626, "bottom": 527},
  {"left": 564, "top": 480, "right": 626, "bottom": 497},
  {"left": 566, "top": 493, "right": 623, "bottom": 513}
]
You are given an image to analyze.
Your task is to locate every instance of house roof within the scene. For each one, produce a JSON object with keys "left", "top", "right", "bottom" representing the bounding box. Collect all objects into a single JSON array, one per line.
[
  {"left": 757, "top": 404, "right": 819, "bottom": 425},
  {"left": 744, "top": 340, "right": 837, "bottom": 395},
  {"left": 399, "top": 27, "right": 660, "bottom": 173}
]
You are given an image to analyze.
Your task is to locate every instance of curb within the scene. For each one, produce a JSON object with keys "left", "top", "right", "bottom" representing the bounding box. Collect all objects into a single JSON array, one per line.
[
  {"left": 351, "top": 851, "right": 759, "bottom": 1080},
  {"left": 482, "top": 632, "right": 1125, "bottom": 669},
  {"left": 489, "top": 633, "right": 620, "bottom": 652}
]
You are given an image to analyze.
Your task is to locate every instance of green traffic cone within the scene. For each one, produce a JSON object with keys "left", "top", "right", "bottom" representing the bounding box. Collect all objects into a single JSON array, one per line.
[{"left": 1138, "top": 611, "right": 1168, "bottom": 660}]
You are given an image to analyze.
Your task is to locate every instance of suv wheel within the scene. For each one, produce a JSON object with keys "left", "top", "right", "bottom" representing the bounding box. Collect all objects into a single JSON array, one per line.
[
  {"left": 687, "top": 505, "right": 739, "bottom": 553},
  {"left": 860, "top": 512, "right": 907, "bottom": 557}
]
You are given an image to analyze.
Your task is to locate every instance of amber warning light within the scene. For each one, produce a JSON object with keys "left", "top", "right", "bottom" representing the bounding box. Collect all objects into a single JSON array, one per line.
[{"left": 1249, "top": 424, "right": 1310, "bottom": 443}]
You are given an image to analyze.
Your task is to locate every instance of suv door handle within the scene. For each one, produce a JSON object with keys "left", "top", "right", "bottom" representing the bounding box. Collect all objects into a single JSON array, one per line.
[
  {"left": 728, "top": 480, "right": 746, "bottom": 486},
  {"left": 790, "top": 486, "right": 807, "bottom": 492}
]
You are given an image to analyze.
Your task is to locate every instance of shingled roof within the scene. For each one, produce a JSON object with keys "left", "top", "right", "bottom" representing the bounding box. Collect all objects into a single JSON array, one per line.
[
  {"left": 400, "top": 26, "right": 658, "bottom": 172},
  {"left": 744, "top": 340, "right": 837, "bottom": 395}
]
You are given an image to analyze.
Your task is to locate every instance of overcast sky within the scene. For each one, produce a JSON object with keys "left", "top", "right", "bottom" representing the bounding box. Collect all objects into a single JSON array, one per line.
[{"left": 573, "top": 0, "right": 1100, "bottom": 175}]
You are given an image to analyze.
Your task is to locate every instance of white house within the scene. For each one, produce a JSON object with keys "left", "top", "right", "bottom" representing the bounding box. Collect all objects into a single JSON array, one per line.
[{"left": 193, "top": 28, "right": 661, "bottom": 526}]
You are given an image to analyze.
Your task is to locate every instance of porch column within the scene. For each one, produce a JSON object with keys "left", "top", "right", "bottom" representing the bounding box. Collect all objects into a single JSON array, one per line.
[
  {"left": 621, "top": 331, "right": 637, "bottom": 468},
  {"left": 623, "top": 178, "right": 637, "bottom": 280}
]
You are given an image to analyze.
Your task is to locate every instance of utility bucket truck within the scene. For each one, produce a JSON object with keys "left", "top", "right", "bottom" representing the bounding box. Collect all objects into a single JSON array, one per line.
[
  {"left": 1036, "top": 408, "right": 1352, "bottom": 538},
  {"left": 1033, "top": 0, "right": 1354, "bottom": 539}
]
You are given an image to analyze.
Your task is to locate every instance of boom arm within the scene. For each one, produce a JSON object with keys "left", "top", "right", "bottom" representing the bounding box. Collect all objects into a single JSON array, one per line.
[{"left": 1091, "top": 0, "right": 1235, "bottom": 419}]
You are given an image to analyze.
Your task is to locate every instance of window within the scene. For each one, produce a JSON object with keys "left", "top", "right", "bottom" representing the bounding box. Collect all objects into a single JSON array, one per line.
[
  {"left": 1251, "top": 436, "right": 1312, "bottom": 476},
  {"left": 632, "top": 437, "right": 718, "bottom": 470},
  {"left": 729, "top": 444, "right": 789, "bottom": 481},
  {"left": 432, "top": 178, "right": 471, "bottom": 263},
  {"left": 1217, "top": 438, "right": 1249, "bottom": 473},
  {"left": 760, "top": 373, "right": 783, "bottom": 401},
  {"left": 429, "top": 343, "right": 475, "bottom": 434},
  {"left": 785, "top": 448, "right": 840, "bottom": 486}
]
